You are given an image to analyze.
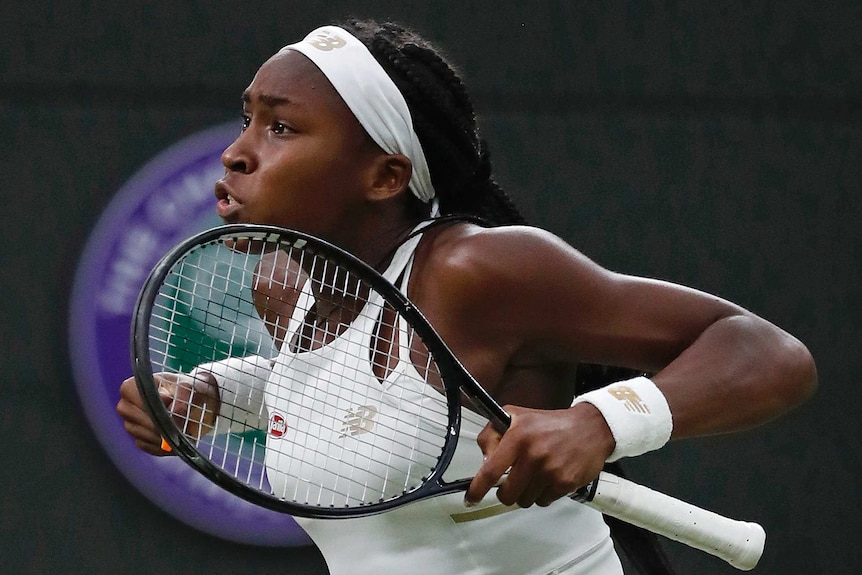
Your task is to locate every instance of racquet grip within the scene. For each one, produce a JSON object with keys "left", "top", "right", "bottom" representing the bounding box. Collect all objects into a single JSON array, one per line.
[{"left": 583, "top": 472, "right": 765, "bottom": 571}]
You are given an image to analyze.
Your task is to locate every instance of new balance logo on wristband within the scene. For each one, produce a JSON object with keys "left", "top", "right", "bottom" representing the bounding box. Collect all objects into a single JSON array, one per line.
[
  {"left": 608, "top": 386, "right": 651, "bottom": 414},
  {"left": 571, "top": 376, "right": 672, "bottom": 461}
]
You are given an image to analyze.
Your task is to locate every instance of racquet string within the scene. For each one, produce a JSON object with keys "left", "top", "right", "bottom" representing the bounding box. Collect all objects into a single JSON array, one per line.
[{"left": 146, "top": 236, "right": 452, "bottom": 508}]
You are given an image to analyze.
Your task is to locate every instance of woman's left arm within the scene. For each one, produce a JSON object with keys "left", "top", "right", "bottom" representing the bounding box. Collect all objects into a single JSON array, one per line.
[
  {"left": 582, "top": 274, "right": 817, "bottom": 439},
  {"left": 459, "top": 227, "right": 817, "bottom": 507}
]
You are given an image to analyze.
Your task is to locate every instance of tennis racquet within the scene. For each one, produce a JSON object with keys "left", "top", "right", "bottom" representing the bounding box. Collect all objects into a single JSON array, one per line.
[{"left": 131, "top": 224, "right": 765, "bottom": 571}]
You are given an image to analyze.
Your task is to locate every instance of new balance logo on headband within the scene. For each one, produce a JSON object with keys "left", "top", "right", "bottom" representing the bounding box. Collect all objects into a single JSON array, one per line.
[
  {"left": 607, "top": 386, "right": 651, "bottom": 414},
  {"left": 340, "top": 405, "right": 378, "bottom": 437},
  {"left": 307, "top": 32, "right": 347, "bottom": 52}
]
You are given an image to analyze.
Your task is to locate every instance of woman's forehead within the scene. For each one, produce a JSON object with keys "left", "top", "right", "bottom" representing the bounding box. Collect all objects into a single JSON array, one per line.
[{"left": 245, "top": 50, "right": 342, "bottom": 107}]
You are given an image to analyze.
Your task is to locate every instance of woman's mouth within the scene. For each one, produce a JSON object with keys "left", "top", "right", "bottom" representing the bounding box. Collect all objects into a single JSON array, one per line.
[{"left": 216, "top": 191, "right": 242, "bottom": 219}]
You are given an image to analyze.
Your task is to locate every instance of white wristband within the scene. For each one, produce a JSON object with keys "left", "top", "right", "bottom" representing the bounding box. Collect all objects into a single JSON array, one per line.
[
  {"left": 571, "top": 376, "right": 673, "bottom": 462},
  {"left": 191, "top": 355, "right": 274, "bottom": 435}
]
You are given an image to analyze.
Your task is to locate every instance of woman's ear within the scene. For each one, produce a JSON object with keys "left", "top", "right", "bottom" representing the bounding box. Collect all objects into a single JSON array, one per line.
[{"left": 366, "top": 153, "right": 413, "bottom": 202}]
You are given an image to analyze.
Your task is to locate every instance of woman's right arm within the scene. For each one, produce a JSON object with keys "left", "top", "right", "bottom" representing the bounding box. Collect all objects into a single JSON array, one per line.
[
  {"left": 117, "top": 370, "right": 221, "bottom": 456},
  {"left": 116, "top": 355, "right": 274, "bottom": 455}
]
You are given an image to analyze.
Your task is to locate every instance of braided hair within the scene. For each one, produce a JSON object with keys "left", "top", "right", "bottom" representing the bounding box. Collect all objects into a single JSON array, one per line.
[
  {"left": 340, "top": 18, "right": 525, "bottom": 226},
  {"left": 341, "top": 18, "right": 675, "bottom": 575}
]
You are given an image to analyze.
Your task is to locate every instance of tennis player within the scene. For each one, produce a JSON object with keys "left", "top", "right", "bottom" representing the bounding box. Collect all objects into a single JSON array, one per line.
[{"left": 117, "top": 19, "right": 817, "bottom": 575}]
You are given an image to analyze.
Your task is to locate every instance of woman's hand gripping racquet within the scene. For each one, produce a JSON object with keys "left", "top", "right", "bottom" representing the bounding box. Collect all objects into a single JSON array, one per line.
[{"left": 132, "top": 224, "right": 765, "bottom": 571}]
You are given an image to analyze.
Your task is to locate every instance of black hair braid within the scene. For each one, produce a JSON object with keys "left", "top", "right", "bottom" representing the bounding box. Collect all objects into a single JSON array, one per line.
[
  {"left": 340, "top": 19, "right": 525, "bottom": 225},
  {"left": 367, "top": 38, "right": 479, "bottom": 197},
  {"left": 399, "top": 43, "right": 479, "bottom": 149},
  {"left": 472, "top": 140, "right": 527, "bottom": 225}
]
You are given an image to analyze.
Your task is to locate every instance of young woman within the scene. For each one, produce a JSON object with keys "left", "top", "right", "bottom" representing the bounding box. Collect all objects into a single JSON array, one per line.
[{"left": 117, "top": 19, "right": 816, "bottom": 575}]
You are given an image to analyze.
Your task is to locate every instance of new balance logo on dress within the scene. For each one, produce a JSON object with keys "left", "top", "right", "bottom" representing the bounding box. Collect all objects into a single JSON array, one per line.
[{"left": 340, "top": 405, "right": 378, "bottom": 437}]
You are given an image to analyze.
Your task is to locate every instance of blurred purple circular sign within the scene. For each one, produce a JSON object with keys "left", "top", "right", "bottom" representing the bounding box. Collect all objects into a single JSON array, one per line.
[{"left": 69, "top": 122, "right": 311, "bottom": 547}]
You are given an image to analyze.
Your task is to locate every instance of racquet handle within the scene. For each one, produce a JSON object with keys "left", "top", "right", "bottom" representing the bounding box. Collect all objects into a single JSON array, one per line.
[{"left": 581, "top": 472, "right": 765, "bottom": 570}]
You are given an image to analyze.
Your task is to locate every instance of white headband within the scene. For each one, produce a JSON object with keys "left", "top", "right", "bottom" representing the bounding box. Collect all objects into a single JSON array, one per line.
[{"left": 281, "top": 26, "right": 436, "bottom": 205}]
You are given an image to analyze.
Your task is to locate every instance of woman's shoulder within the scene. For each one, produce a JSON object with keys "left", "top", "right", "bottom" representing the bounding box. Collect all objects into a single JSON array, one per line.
[
  {"left": 418, "top": 222, "right": 588, "bottom": 281},
  {"left": 411, "top": 222, "right": 595, "bottom": 312}
]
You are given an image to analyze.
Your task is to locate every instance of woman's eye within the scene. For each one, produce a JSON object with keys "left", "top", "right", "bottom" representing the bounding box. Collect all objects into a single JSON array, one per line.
[
  {"left": 240, "top": 115, "right": 250, "bottom": 131},
  {"left": 272, "top": 122, "right": 289, "bottom": 135}
]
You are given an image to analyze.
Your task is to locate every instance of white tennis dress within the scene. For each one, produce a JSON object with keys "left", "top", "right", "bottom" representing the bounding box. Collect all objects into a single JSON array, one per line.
[{"left": 210, "top": 230, "right": 624, "bottom": 575}]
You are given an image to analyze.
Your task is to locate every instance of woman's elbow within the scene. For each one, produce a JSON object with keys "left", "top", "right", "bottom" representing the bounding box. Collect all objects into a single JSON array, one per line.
[{"left": 780, "top": 334, "right": 818, "bottom": 409}]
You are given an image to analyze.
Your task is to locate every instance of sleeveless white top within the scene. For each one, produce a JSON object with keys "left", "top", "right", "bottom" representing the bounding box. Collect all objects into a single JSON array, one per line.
[{"left": 256, "top": 230, "right": 623, "bottom": 575}]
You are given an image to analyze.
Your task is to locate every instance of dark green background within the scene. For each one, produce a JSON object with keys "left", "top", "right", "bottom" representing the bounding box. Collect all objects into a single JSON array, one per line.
[{"left": 2, "top": 2, "right": 859, "bottom": 573}]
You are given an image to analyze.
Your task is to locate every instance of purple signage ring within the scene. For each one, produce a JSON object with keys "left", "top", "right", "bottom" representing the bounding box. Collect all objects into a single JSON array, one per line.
[{"left": 69, "top": 122, "right": 312, "bottom": 547}]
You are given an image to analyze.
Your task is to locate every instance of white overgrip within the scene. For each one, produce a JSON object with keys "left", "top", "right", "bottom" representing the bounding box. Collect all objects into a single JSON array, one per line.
[{"left": 583, "top": 471, "right": 765, "bottom": 571}]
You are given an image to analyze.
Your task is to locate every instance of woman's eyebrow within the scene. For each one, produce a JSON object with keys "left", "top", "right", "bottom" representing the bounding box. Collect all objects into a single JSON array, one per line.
[{"left": 241, "top": 90, "right": 293, "bottom": 108}]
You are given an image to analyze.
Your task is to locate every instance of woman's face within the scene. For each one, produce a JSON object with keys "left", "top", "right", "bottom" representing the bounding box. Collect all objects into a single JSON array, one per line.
[{"left": 217, "top": 50, "right": 381, "bottom": 242}]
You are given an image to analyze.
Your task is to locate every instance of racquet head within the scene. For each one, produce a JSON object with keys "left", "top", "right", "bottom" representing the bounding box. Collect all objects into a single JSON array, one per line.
[{"left": 132, "top": 224, "right": 508, "bottom": 518}]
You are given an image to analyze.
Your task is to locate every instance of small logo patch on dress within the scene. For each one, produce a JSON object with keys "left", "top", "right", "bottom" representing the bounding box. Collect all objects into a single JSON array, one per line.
[{"left": 269, "top": 412, "right": 288, "bottom": 438}]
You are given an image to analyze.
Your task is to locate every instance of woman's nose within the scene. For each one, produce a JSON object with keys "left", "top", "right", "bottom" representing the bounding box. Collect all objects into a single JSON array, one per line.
[{"left": 221, "top": 132, "right": 256, "bottom": 174}]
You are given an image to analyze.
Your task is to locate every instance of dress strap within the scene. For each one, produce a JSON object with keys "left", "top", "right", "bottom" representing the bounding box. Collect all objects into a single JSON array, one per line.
[
  {"left": 376, "top": 225, "right": 428, "bottom": 367},
  {"left": 380, "top": 222, "right": 432, "bottom": 287}
]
